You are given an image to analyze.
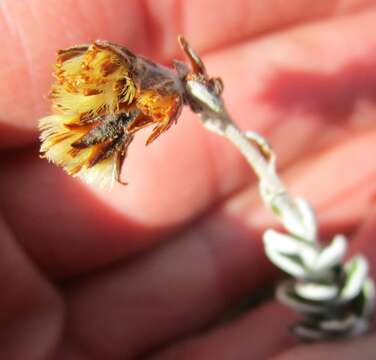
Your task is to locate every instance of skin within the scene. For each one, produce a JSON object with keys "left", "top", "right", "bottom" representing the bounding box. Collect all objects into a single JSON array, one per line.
[{"left": 0, "top": 0, "right": 376, "bottom": 359}]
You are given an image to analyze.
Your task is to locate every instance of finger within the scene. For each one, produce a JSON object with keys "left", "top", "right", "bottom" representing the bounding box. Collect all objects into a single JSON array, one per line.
[
  {"left": 2, "top": 128, "right": 375, "bottom": 277},
  {"left": 218, "top": 9, "right": 376, "bottom": 166},
  {"left": 0, "top": 130, "right": 231, "bottom": 277},
  {"left": 57, "top": 209, "right": 275, "bottom": 359},
  {"left": 153, "top": 210, "right": 376, "bottom": 360},
  {"left": 177, "top": 0, "right": 374, "bottom": 56},
  {"left": 0, "top": 215, "right": 63, "bottom": 359},
  {"left": 153, "top": 302, "right": 297, "bottom": 360},
  {"left": 0, "top": 0, "right": 374, "bottom": 146}
]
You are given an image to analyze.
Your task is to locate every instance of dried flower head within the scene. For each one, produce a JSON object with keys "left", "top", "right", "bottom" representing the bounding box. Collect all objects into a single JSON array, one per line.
[{"left": 39, "top": 38, "right": 201, "bottom": 188}]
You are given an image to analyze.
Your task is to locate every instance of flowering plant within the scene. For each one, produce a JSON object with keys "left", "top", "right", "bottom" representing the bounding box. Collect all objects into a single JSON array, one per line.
[{"left": 39, "top": 36, "right": 374, "bottom": 340}]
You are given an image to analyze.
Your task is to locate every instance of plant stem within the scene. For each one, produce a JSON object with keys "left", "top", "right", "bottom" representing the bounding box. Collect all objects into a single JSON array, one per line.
[{"left": 180, "top": 37, "right": 374, "bottom": 340}]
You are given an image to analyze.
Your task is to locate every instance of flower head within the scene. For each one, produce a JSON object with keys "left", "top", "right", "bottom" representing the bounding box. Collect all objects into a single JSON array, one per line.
[{"left": 40, "top": 40, "right": 184, "bottom": 187}]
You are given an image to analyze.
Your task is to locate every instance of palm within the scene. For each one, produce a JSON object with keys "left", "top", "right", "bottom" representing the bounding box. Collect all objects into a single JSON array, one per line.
[{"left": 0, "top": 1, "right": 376, "bottom": 359}]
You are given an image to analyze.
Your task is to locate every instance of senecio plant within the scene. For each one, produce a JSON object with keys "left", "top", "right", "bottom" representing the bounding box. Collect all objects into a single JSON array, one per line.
[{"left": 39, "top": 36, "right": 374, "bottom": 340}]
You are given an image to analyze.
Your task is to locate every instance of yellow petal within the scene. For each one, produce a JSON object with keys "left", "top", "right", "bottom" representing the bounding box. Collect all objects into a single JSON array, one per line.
[{"left": 39, "top": 114, "right": 117, "bottom": 188}]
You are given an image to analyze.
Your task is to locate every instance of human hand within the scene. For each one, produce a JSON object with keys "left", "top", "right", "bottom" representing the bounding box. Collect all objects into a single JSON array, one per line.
[{"left": 1, "top": 1, "right": 376, "bottom": 359}]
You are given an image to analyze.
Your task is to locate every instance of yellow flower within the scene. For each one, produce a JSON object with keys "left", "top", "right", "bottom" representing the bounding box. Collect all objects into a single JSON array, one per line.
[{"left": 39, "top": 40, "right": 184, "bottom": 188}]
